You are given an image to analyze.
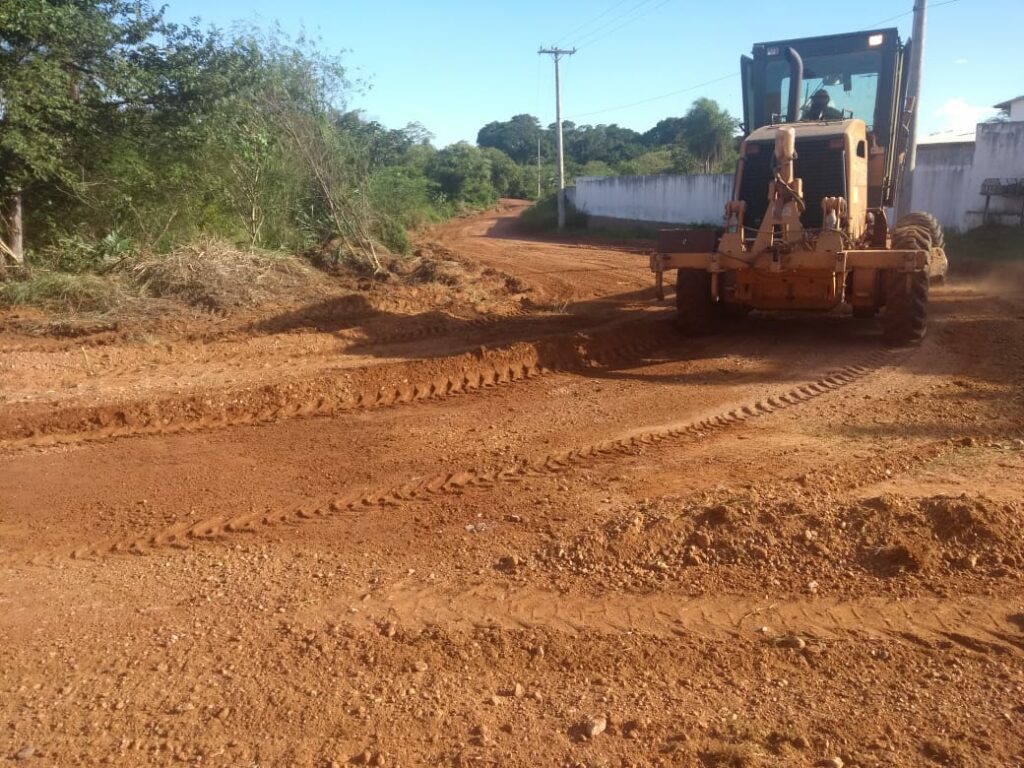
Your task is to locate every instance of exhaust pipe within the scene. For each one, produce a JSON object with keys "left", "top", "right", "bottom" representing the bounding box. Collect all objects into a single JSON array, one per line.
[{"left": 784, "top": 47, "right": 803, "bottom": 123}]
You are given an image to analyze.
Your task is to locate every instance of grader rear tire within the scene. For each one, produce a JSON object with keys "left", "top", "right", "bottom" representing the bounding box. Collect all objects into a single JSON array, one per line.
[
  {"left": 896, "top": 212, "right": 944, "bottom": 249},
  {"left": 894, "top": 212, "right": 948, "bottom": 283},
  {"left": 891, "top": 218, "right": 932, "bottom": 252},
  {"left": 675, "top": 269, "right": 718, "bottom": 335},
  {"left": 882, "top": 270, "right": 928, "bottom": 345}
]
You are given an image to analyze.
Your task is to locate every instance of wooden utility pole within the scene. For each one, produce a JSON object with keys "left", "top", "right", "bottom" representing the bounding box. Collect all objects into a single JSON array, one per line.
[
  {"left": 898, "top": 1, "right": 927, "bottom": 218},
  {"left": 536, "top": 136, "right": 542, "bottom": 199},
  {"left": 539, "top": 47, "right": 576, "bottom": 230}
]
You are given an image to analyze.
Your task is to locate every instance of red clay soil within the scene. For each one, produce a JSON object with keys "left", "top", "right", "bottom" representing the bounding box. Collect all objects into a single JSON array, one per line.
[{"left": 2, "top": 203, "right": 1024, "bottom": 767}]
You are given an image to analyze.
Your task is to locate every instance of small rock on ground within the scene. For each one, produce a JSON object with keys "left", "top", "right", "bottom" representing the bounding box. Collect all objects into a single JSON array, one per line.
[{"left": 583, "top": 716, "right": 607, "bottom": 738}]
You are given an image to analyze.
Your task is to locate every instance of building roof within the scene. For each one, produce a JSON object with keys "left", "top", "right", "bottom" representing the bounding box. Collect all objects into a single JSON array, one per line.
[
  {"left": 918, "top": 129, "right": 976, "bottom": 145},
  {"left": 994, "top": 95, "right": 1024, "bottom": 109}
]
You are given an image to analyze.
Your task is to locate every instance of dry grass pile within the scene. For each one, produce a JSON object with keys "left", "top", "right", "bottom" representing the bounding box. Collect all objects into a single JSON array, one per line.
[
  {"left": 2, "top": 235, "right": 531, "bottom": 335},
  {"left": 130, "top": 239, "right": 326, "bottom": 312}
]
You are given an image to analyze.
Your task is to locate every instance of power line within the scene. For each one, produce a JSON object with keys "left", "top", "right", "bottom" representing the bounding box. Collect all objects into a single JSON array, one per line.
[
  {"left": 573, "top": 0, "right": 663, "bottom": 48},
  {"left": 567, "top": 0, "right": 966, "bottom": 124},
  {"left": 576, "top": 0, "right": 674, "bottom": 50},
  {"left": 863, "top": 10, "right": 912, "bottom": 28},
  {"left": 567, "top": 72, "right": 737, "bottom": 120},
  {"left": 574, "top": 0, "right": 661, "bottom": 48},
  {"left": 863, "top": 0, "right": 963, "bottom": 30},
  {"left": 555, "top": 0, "right": 634, "bottom": 47}
]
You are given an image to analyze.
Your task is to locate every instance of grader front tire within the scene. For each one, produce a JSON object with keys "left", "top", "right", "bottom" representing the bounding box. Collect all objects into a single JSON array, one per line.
[
  {"left": 882, "top": 271, "right": 928, "bottom": 346},
  {"left": 675, "top": 269, "right": 719, "bottom": 335}
]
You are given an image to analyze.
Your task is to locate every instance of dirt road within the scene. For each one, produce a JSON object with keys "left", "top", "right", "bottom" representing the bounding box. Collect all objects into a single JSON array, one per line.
[{"left": 2, "top": 204, "right": 1024, "bottom": 767}]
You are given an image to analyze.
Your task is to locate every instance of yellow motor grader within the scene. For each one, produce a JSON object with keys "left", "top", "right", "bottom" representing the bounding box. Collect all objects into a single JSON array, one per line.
[{"left": 652, "top": 28, "right": 947, "bottom": 344}]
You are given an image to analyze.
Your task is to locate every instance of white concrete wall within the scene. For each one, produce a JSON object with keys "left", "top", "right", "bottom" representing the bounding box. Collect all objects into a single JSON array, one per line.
[
  {"left": 911, "top": 143, "right": 974, "bottom": 232},
  {"left": 962, "top": 122, "right": 1024, "bottom": 229},
  {"left": 573, "top": 173, "right": 733, "bottom": 226},
  {"left": 573, "top": 122, "right": 1024, "bottom": 233}
]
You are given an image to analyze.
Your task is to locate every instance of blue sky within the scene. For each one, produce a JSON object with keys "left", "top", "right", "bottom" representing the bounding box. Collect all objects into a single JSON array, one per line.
[{"left": 162, "top": 0, "right": 1021, "bottom": 146}]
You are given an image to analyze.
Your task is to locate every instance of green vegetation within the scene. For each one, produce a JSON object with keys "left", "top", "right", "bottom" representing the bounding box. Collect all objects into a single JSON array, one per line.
[
  {"left": 0, "top": 2, "right": 529, "bottom": 279},
  {"left": 0, "top": 271, "right": 129, "bottom": 314},
  {"left": 946, "top": 226, "right": 1024, "bottom": 264},
  {"left": 0, "top": 1, "right": 743, "bottom": 314},
  {"left": 518, "top": 194, "right": 589, "bottom": 233},
  {"left": 477, "top": 98, "right": 741, "bottom": 183}
]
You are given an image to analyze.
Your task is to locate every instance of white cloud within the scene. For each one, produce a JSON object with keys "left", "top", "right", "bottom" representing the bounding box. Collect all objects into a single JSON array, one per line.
[
  {"left": 933, "top": 98, "right": 998, "bottom": 133},
  {"left": 953, "top": 57, "right": 968, "bottom": 64}
]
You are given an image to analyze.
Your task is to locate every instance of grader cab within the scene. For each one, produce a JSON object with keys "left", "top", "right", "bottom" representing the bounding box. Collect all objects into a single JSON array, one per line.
[{"left": 652, "top": 28, "right": 947, "bottom": 344}]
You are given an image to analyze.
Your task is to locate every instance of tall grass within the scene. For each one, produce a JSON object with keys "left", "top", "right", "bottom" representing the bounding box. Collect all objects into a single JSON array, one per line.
[
  {"left": 518, "top": 194, "right": 588, "bottom": 233},
  {"left": 0, "top": 272, "right": 130, "bottom": 314}
]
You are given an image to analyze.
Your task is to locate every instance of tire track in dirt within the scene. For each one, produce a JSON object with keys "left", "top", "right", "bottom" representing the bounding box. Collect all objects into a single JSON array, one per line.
[
  {"left": 0, "top": 317, "right": 671, "bottom": 449},
  {"left": 333, "top": 586, "right": 1024, "bottom": 655},
  {"left": 345, "top": 306, "right": 585, "bottom": 348},
  {"left": 66, "top": 349, "right": 904, "bottom": 561}
]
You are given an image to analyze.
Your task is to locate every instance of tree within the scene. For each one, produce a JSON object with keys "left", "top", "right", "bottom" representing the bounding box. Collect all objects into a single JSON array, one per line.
[
  {"left": 669, "top": 144, "right": 702, "bottom": 174},
  {"left": 643, "top": 117, "right": 688, "bottom": 147},
  {"left": 579, "top": 160, "right": 617, "bottom": 178},
  {"left": 334, "top": 112, "right": 434, "bottom": 169},
  {"left": 427, "top": 143, "right": 497, "bottom": 207},
  {"left": 481, "top": 148, "right": 531, "bottom": 199},
  {"left": 564, "top": 124, "right": 644, "bottom": 166},
  {"left": 620, "top": 150, "right": 673, "bottom": 176},
  {"left": 477, "top": 114, "right": 544, "bottom": 165},
  {"left": 0, "top": 1, "right": 168, "bottom": 263},
  {"left": 257, "top": 47, "right": 385, "bottom": 269},
  {"left": 676, "top": 98, "right": 740, "bottom": 173}
]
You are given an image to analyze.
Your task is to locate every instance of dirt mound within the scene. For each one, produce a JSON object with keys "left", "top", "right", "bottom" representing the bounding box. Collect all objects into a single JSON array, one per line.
[
  {"left": 854, "top": 493, "right": 1020, "bottom": 576},
  {"left": 0, "top": 317, "right": 667, "bottom": 446},
  {"left": 867, "top": 540, "right": 933, "bottom": 575},
  {"left": 921, "top": 495, "right": 1001, "bottom": 541},
  {"left": 525, "top": 492, "right": 1023, "bottom": 594}
]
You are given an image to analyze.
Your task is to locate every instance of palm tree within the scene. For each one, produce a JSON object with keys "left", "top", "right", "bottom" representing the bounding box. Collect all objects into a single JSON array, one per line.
[{"left": 679, "top": 98, "right": 740, "bottom": 173}]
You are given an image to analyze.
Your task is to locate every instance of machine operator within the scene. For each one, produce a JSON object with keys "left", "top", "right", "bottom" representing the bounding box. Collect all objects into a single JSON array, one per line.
[{"left": 802, "top": 88, "right": 843, "bottom": 120}]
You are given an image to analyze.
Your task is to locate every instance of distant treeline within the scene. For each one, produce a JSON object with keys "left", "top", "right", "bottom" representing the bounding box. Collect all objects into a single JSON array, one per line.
[{"left": 477, "top": 101, "right": 740, "bottom": 183}]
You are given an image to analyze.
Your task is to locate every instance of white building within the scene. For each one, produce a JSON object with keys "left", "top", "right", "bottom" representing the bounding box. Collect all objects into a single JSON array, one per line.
[
  {"left": 994, "top": 95, "right": 1024, "bottom": 122},
  {"left": 901, "top": 94, "right": 1024, "bottom": 231}
]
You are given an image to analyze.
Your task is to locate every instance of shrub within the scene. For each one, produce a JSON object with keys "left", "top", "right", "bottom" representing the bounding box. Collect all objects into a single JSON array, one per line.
[
  {"left": 373, "top": 217, "right": 412, "bottom": 255},
  {"left": 36, "top": 232, "right": 135, "bottom": 274}
]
